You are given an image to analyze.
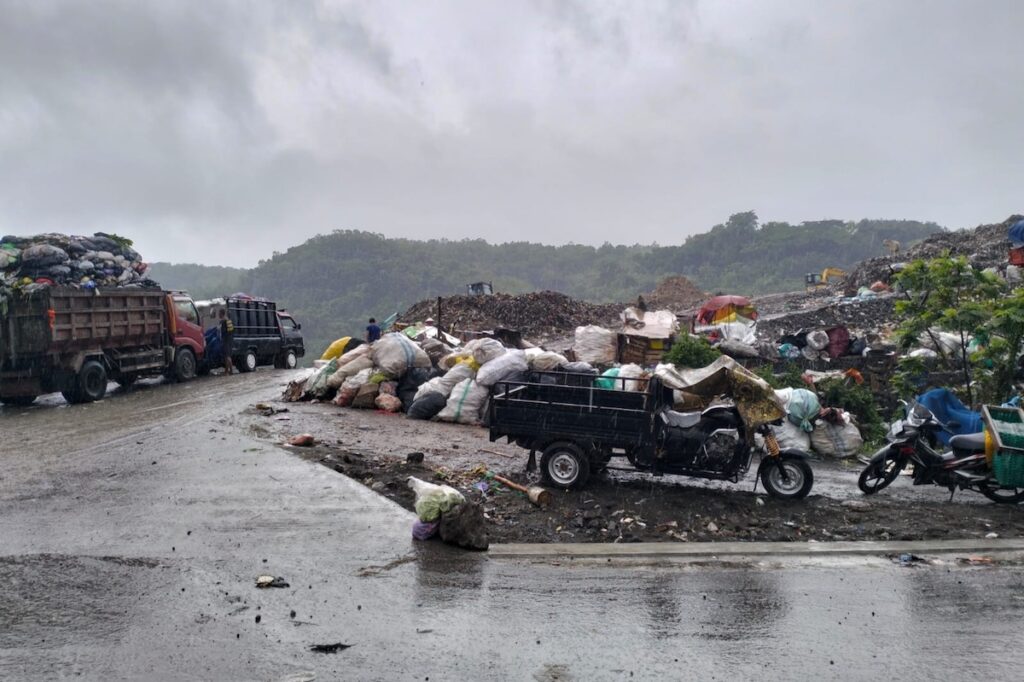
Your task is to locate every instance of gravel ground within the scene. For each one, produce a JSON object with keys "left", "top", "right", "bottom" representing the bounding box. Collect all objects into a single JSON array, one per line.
[{"left": 247, "top": 400, "right": 1024, "bottom": 544}]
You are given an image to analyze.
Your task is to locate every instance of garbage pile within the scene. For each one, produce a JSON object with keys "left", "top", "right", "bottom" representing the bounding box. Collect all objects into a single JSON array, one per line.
[
  {"left": 642, "top": 275, "right": 707, "bottom": 313},
  {"left": 407, "top": 476, "right": 488, "bottom": 550},
  {"left": 285, "top": 330, "right": 613, "bottom": 425},
  {"left": 846, "top": 215, "right": 1019, "bottom": 289},
  {"left": 0, "top": 232, "right": 158, "bottom": 296},
  {"left": 401, "top": 291, "right": 622, "bottom": 343}
]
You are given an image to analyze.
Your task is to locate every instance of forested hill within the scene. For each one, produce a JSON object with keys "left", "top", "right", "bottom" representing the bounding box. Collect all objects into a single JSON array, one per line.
[{"left": 150, "top": 212, "right": 941, "bottom": 357}]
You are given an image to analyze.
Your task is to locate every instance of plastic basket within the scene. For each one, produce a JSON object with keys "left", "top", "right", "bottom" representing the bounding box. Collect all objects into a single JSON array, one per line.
[
  {"left": 982, "top": 405, "right": 1024, "bottom": 487},
  {"left": 993, "top": 451, "right": 1024, "bottom": 488}
]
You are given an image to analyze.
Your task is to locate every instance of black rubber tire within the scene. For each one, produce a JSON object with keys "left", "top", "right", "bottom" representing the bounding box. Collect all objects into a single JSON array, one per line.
[
  {"left": 75, "top": 360, "right": 108, "bottom": 403},
  {"left": 278, "top": 350, "right": 298, "bottom": 370},
  {"left": 858, "top": 452, "right": 903, "bottom": 495},
  {"left": 978, "top": 483, "right": 1024, "bottom": 504},
  {"left": 237, "top": 350, "right": 257, "bottom": 373},
  {"left": 1, "top": 395, "right": 37, "bottom": 406},
  {"left": 540, "top": 441, "right": 590, "bottom": 490},
  {"left": 174, "top": 347, "right": 197, "bottom": 382},
  {"left": 760, "top": 455, "right": 814, "bottom": 500}
]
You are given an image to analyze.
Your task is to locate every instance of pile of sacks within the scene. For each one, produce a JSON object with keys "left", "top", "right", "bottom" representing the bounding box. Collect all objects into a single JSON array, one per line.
[
  {"left": 287, "top": 331, "right": 608, "bottom": 424},
  {"left": 766, "top": 387, "right": 863, "bottom": 459},
  {"left": 0, "top": 232, "right": 157, "bottom": 296}
]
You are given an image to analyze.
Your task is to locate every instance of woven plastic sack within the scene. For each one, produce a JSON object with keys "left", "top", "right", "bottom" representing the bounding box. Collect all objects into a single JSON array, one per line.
[
  {"left": 436, "top": 378, "right": 489, "bottom": 424},
  {"left": 325, "top": 355, "right": 374, "bottom": 389},
  {"left": 574, "top": 325, "right": 617, "bottom": 365},
  {"left": 320, "top": 336, "right": 353, "bottom": 361},
  {"left": 472, "top": 338, "right": 507, "bottom": 365},
  {"left": 351, "top": 382, "right": 380, "bottom": 409},
  {"left": 616, "top": 363, "right": 646, "bottom": 392},
  {"left": 810, "top": 416, "right": 863, "bottom": 458},
  {"left": 332, "top": 386, "right": 359, "bottom": 407},
  {"left": 525, "top": 348, "right": 568, "bottom": 371},
  {"left": 414, "top": 363, "right": 475, "bottom": 402},
  {"left": 477, "top": 350, "right": 529, "bottom": 387},
  {"left": 371, "top": 333, "right": 431, "bottom": 377},
  {"left": 407, "top": 476, "right": 465, "bottom": 522}
]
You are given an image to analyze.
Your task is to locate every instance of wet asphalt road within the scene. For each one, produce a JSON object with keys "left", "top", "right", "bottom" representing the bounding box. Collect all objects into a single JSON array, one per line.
[{"left": 2, "top": 372, "right": 1024, "bottom": 681}]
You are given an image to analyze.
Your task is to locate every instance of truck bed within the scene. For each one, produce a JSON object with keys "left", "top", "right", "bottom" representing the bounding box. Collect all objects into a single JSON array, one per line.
[
  {"left": 488, "top": 372, "right": 669, "bottom": 450},
  {"left": 2, "top": 287, "right": 166, "bottom": 359}
]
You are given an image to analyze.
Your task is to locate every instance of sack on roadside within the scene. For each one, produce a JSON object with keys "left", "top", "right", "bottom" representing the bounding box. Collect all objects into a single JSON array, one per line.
[
  {"left": 304, "top": 358, "right": 339, "bottom": 399},
  {"left": 371, "top": 333, "right": 431, "bottom": 377},
  {"left": 326, "top": 355, "right": 374, "bottom": 389},
  {"left": 407, "top": 392, "right": 448, "bottom": 420},
  {"left": 436, "top": 378, "right": 489, "bottom": 424},
  {"left": 351, "top": 382, "right": 381, "bottom": 409},
  {"left": 375, "top": 393, "right": 403, "bottom": 412},
  {"left": 810, "top": 414, "right": 863, "bottom": 458},
  {"left": 413, "top": 363, "right": 475, "bottom": 402},
  {"left": 476, "top": 350, "right": 529, "bottom": 387},
  {"left": 472, "top": 338, "right": 507, "bottom": 365},
  {"left": 407, "top": 476, "right": 465, "bottom": 522}
]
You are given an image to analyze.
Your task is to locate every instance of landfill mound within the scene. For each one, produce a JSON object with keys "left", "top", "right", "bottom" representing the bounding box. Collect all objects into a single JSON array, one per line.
[
  {"left": 1, "top": 232, "right": 158, "bottom": 296},
  {"left": 402, "top": 291, "right": 622, "bottom": 341},
  {"left": 846, "top": 215, "right": 1019, "bottom": 288},
  {"left": 642, "top": 275, "right": 707, "bottom": 312}
]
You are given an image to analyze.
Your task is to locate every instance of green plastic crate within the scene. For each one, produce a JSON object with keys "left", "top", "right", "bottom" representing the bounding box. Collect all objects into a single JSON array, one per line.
[{"left": 982, "top": 405, "right": 1024, "bottom": 487}]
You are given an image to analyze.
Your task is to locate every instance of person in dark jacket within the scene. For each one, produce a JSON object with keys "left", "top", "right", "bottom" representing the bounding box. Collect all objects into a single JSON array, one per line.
[
  {"left": 366, "top": 317, "right": 382, "bottom": 343},
  {"left": 219, "top": 309, "right": 235, "bottom": 375}
]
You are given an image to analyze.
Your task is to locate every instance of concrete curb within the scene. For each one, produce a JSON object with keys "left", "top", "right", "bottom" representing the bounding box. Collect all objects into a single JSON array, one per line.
[{"left": 488, "top": 538, "right": 1024, "bottom": 559}]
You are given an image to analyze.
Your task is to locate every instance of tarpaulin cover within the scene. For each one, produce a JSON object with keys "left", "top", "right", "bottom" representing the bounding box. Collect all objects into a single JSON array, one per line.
[
  {"left": 695, "top": 296, "right": 758, "bottom": 326},
  {"left": 1009, "top": 219, "right": 1024, "bottom": 246},
  {"left": 916, "top": 388, "right": 983, "bottom": 445},
  {"left": 654, "top": 356, "right": 784, "bottom": 429}
]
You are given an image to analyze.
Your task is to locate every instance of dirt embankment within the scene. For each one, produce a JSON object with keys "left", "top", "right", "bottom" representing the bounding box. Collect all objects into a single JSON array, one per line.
[{"left": 248, "top": 402, "right": 1024, "bottom": 545}]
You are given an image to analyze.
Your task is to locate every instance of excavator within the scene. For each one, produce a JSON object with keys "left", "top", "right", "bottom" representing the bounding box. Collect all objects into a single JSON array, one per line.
[{"left": 804, "top": 267, "right": 847, "bottom": 292}]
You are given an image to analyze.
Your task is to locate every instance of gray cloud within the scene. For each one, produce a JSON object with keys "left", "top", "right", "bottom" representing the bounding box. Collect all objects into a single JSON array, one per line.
[{"left": 1, "top": 0, "right": 1022, "bottom": 266}]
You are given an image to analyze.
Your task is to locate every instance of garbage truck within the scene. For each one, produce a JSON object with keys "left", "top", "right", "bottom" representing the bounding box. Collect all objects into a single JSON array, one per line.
[{"left": 0, "top": 287, "right": 206, "bottom": 405}]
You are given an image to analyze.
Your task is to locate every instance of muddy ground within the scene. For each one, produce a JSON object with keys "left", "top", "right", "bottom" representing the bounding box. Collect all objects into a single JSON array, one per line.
[{"left": 244, "top": 400, "right": 1024, "bottom": 544}]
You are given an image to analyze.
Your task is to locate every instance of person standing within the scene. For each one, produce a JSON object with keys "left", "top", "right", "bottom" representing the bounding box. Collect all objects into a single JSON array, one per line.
[
  {"left": 219, "top": 308, "right": 235, "bottom": 375},
  {"left": 365, "top": 317, "right": 382, "bottom": 343}
]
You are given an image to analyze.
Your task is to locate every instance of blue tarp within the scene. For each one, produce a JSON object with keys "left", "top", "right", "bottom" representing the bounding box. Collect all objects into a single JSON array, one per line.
[
  {"left": 204, "top": 327, "right": 223, "bottom": 366},
  {"left": 1009, "top": 219, "right": 1024, "bottom": 246},
  {"left": 916, "top": 388, "right": 983, "bottom": 445}
]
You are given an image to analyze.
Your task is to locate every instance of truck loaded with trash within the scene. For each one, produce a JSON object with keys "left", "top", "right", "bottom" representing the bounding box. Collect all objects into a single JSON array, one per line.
[{"left": 0, "top": 232, "right": 206, "bottom": 405}]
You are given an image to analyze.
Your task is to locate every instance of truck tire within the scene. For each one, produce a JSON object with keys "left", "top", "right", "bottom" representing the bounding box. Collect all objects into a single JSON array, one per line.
[
  {"left": 1, "top": 395, "right": 37, "bottom": 406},
  {"left": 275, "top": 350, "right": 298, "bottom": 370},
  {"left": 540, "top": 441, "right": 590, "bottom": 490},
  {"left": 67, "top": 361, "right": 107, "bottom": 404},
  {"left": 174, "top": 347, "right": 197, "bottom": 382},
  {"left": 237, "top": 350, "right": 257, "bottom": 373}
]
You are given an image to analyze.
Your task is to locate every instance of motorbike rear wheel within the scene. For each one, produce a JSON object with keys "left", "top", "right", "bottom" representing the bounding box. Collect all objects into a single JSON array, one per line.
[
  {"left": 761, "top": 456, "right": 813, "bottom": 500},
  {"left": 858, "top": 452, "right": 903, "bottom": 495},
  {"left": 978, "top": 483, "right": 1024, "bottom": 504}
]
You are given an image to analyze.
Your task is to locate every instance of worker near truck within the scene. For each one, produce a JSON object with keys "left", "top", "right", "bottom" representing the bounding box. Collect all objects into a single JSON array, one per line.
[{"left": 219, "top": 309, "right": 235, "bottom": 375}]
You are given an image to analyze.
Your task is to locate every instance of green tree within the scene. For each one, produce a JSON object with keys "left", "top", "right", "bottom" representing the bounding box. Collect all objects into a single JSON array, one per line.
[{"left": 893, "top": 254, "right": 1017, "bottom": 405}]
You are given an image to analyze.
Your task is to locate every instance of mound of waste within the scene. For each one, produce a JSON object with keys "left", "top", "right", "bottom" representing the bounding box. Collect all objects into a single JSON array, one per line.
[
  {"left": 1, "top": 232, "right": 159, "bottom": 296},
  {"left": 642, "top": 275, "right": 707, "bottom": 312},
  {"left": 402, "top": 290, "right": 622, "bottom": 340},
  {"left": 846, "top": 215, "right": 1019, "bottom": 289}
]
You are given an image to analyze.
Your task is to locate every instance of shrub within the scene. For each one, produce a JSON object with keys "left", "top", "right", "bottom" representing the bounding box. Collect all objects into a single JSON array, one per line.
[{"left": 665, "top": 335, "right": 720, "bottom": 368}]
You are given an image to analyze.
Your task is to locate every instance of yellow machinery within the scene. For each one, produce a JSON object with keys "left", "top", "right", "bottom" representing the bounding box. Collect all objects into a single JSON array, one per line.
[{"left": 804, "top": 267, "right": 847, "bottom": 292}]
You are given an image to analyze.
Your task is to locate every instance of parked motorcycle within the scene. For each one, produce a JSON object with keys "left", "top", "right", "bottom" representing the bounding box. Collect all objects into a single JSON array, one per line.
[{"left": 858, "top": 401, "right": 1024, "bottom": 503}]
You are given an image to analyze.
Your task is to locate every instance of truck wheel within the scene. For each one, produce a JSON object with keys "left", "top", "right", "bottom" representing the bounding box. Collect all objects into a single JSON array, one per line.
[
  {"left": 1, "top": 395, "right": 37, "bottom": 406},
  {"left": 540, "top": 442, "right": 590, "bottom": 490},
  {"left": 74, "top": 361, "right": 108, "bottom": 403},
  {"left": 174, "top": 347, "right": 197, "bottom": 382},
  {"left": 238, "top": 350, "right": 257, "bottom": 373},
  {"left": 276, "top": 350, "right": 298, "bottom": 370}
]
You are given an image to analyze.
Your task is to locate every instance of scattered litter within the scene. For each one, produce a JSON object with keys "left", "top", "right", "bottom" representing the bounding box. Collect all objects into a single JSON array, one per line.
[
  {"left": 288, "top": 434, "right": 315, "bottom": 447},
  {"left": 255, "top": 575, "right": 290, "bottom": 589},
  {"left": 309, "top": 643, "right": 353, "bottom": 654},
  {"left": 356, "top": 555, "right": 417, "bottom": 577}
]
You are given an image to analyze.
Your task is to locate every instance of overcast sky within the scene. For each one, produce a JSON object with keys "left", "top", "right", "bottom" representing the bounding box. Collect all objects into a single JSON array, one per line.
[{"left": 1, "top": 1, "right": 1021, "bottom": 267}]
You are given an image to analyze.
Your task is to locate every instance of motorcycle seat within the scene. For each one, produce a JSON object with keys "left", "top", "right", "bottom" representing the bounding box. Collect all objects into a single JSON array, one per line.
[
  {"left": 949, "top": 432, "right": 986, "bottom": 452},
  {"left": 661, "top": 410, "right": 702, "bottom": 429}
]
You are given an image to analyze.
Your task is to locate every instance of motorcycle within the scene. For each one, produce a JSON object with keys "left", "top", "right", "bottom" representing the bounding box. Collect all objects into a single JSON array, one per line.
[{"left": 858, "top": 401, "right": 1024, "bottom": 504}]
